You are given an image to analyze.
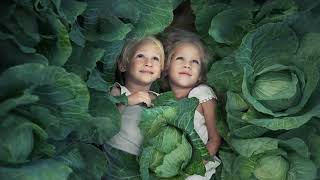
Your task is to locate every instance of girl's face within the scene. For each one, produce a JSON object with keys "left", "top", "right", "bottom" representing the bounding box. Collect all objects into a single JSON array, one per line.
[
  {"left": 168, "top": 42, "right": 202, "bottom": 89},
  {"left": 120, "top": 39, "right": 162, "bottom": 86}
]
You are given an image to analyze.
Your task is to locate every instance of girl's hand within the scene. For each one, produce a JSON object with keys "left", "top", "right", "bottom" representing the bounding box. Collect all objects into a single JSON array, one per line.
[
  {"left": 206, "top": 140, "right": 219, "bottom": 156},
  {"left": 128, "top": 91, "right": 152, "bottom": 107}
]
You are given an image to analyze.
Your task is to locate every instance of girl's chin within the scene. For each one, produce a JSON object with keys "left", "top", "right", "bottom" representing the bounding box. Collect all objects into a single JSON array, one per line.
[{"left": 171, "top": 81, "right": 196, "bottom": 88}]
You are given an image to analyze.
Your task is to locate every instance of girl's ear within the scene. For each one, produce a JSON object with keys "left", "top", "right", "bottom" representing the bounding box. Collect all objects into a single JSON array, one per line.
[{"left": 118, "top": 62, "right": 127, "bottom": 72}]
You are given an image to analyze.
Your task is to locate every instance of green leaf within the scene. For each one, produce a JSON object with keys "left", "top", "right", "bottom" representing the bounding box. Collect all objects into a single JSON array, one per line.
[
  {"left": 103, "top": 144, "right": 141, "bottom": 179},
  {"left": 154, "top": 133, "right": 192, "bottom": 178},
  {"left": 152, "top": 91, "right": 177, "bottom": 107},
  {"left": 209, "top": 7, "right": 252, "bottom": 45},
  {"left": 127, "top": 0, "right": 174, "bottom": 37},
  {"left": 100, "top": 40, "right": 125, "bottom": 83},
  {"left": 279, "top": 138, "right": 310, "bottom": 158},
  {"left": 286, "top": 153, "right": 317, "bottom": 180},
  {"left": 60, "top": 0, "right": 87, "bottom": 23},
  {"left": 86, "top": 69, "right": 112, "bottom": 92},
  {"left": 236, "top": 23, "right": 298, "bottom": 72},
  {"left": 56, "top": 143, "right": 108, "bottom": 180},
  {"left": 64, "top": 42, "right": 105, "bottom": 79},
  {"left": 254, "top": 0, "right": 298, "bottom": 24},
  {"left": 0, "top": 63, "right": 90, "bottom": 140},
  {"left": 246, "top": 104, "right": 320, "bottom": 130},
  {"left": 36, "top": 10, "right": 72, "bottom": 66},
  {"left": 231, "top": 137, "right": 278, "bottom": 157},
  {"left": 76, "top": 89, "right": 120, "bottom": 143},
  {"left": 207, "top": 57, "right": 243, "bottom": 93},
  {"left": 253, "top": 155, "right": 289, "bottom": 180},
  {"left": 14, "top": 6, "right": 40, "bottom": 45},
  {"left": 0, "top": 92, "right": 39, "bottom": 117},
  {"left": 308, "top": 134, "right": 320, "bottom": 166},
  {"left": 0, "top": 114, "right": 47, "bottom": 164},
  {"left": 0, "top": 159, "right": 72, "bottom": 180},
  {"left": 82, "top": 0, "right": 133, "bottom": 41},
  {"left": 0, "top": 39, "right": 48, "bottom": 73}
]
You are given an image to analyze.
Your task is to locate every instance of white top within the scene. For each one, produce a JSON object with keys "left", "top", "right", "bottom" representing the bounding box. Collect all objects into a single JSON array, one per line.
[
  {"left": 186, "top": 84, "right": 220, "bottom": 180},
  {"left": 188, "top": 84, "right": 217, "bottom": 144},
  {"left": 107, "top": 83, "right": 159, "bottom": 155}
]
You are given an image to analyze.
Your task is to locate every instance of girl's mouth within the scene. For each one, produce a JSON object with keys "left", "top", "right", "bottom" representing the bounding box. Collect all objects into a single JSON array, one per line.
[
  {"left": 178, "top": 72, "right": 192, "bottom": 76},
  {"left": 140, "top": 70, "right": 154, "bottom": 74}
]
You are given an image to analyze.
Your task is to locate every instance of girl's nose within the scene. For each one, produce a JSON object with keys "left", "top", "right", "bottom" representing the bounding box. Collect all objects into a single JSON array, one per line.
[
  {"left": 184, "top": 62, "right": 191, "bottom": 69},
  {"left": 144, "top": 58, "right": 153, "bottom": 67}
]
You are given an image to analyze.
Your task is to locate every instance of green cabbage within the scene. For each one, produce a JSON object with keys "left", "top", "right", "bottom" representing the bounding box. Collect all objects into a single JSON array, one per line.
[{"left": 139, "top": 95, "right": 210, "bottom": 179}]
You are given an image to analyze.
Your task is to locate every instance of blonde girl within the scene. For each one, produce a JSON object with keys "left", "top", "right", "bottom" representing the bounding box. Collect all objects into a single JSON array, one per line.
[
  {"left": 162, "top": 29, "right": 221, "bottom": 179},
  {"left": 103, "top": 36, "right": 165, "bottom": 179}
]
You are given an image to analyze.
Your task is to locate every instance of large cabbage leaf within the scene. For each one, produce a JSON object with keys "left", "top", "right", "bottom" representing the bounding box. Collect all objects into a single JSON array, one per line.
[
  {"left": 0, "top": 159, "right": 73, "bottom": 180},
  {"left": 191, "top": 0, "right": 302, "bottom": 59}
]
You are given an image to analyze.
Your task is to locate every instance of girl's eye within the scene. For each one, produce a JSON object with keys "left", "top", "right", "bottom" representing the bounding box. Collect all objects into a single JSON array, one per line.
[
  {"left": 152, "top": 57, "right": 160, "bottom": 61},
  {"left": 192, "top": 60, "right": 200, "bottom": 64},
  {"left": 175, "top": 57, "right": 184, "bottom": 61},
  {"left": 136, "top": 54, "right": 144, "bottom": 58}
]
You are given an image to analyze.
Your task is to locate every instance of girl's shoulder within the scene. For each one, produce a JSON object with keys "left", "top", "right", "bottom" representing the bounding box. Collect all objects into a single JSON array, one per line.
[
  {"left": 110, "top": 82, "right": 131, "bottom": 96},
  {"left": 188, "top": 84, "right": 217, "bottom": 103},
  {"left": 110, "top": 82, "right": 160, "bottom": 100}
]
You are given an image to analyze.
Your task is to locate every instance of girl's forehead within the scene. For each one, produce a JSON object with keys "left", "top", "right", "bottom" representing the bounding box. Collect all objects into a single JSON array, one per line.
[
  {"left": 172, "top": 42, "right": 203, "bottom": 56},
  {"left": 134, "top": 40, "right": 162, "bottom": 52},
  {"left": 175, "top": 41, "right": 200, "bottom": 49}
]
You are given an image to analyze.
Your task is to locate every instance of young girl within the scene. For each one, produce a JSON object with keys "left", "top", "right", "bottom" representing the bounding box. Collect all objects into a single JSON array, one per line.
[
  {"left": 162, "top": 29, "right": 221, "bottom": 179},
  {"left": 103, "top": 36, "right": 165, "bottom": 179}
]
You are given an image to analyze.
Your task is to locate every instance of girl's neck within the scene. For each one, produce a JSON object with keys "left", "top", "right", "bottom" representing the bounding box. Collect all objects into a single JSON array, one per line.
[
  {"left": 125, "top": 81, "right": 151, "bottom": 94},
  {"left": 170, "top": 83, "right": 193, "bottom": 100}
]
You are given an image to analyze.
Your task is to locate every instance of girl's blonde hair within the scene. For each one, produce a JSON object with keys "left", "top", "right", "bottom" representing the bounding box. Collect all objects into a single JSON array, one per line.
[
  {"left": 161, "top": 28, "right": 210, "bottom": 84},
  {"left": 118, "top": 36, "right": 165, "bottom": 70},
  {"left": 116, "top": 36, "right": 165, "bottom": 84}
]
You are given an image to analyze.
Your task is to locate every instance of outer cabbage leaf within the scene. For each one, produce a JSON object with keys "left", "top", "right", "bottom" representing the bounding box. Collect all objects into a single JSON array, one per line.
[
  {"left": 54, "top": 142, "right": 108, "bottom": 180},
  {"left": 0, "top": 159, "right": 72, "bottom": 180},
  {"left": 0, "top": 114, "right": 47, "bottom": 164},
  {"left": 0, "top": 63, "right": 90, "bottom": 140}
]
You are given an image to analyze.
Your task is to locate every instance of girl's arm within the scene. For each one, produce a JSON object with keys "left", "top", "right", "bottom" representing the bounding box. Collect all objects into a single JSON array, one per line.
[
  {"left": 201, "top": 99, "right": 221, "bottom": 156},
  {"left": 110, "top": 85, "right": 125, "bottom": 112},
  {"left": 110, "top": 85, "right": 152, "bottom": 110}
]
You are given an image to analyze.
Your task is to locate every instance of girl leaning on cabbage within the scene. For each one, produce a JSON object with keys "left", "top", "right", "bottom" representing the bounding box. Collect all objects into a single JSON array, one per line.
[
  {"left": 102, "top": 36, "right": 165, "bottom": 179},
  {"left": 137, "top": 29, "right": 222, "bottom": 180},
  {"left": 161, "top": 28, "right": 221, "bottom": 179}
]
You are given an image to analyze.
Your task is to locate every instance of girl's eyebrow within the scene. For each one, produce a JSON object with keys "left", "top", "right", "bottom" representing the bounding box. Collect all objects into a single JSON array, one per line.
[
  {"left": 174, "top": 56, "right": 184, "bottom": 60},
  {"left": 151, "top": 54, "right": 160, "bottom": 58}
]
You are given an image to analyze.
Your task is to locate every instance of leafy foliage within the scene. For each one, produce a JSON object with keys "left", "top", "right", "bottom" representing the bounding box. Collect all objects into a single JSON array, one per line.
[
  {"left": 207, "top": 4, "right": 320, "bottom": 180},
  {"left": 1, "top": 0, "right": 320, "bottom": 179}
]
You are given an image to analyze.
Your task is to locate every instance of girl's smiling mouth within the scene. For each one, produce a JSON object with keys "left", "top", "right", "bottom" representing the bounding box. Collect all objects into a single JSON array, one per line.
[
  {"left": 178, "top": 72, "right": 192, "bottom": 76},
  {"left": 140, "top": 70, "right": 154, "bottom": 74}
]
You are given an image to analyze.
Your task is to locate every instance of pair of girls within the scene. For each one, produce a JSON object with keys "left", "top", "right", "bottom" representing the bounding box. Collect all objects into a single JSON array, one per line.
[{"left": 104, "top": 29, "right": 221, "bottom": 179}]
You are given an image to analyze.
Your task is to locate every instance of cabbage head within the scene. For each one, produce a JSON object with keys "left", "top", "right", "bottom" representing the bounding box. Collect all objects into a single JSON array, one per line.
[
  {"left": 209, "top": 23, "right": 320, "bottom": 135},
  {"left": 207, "top": 22, "right": 320, "bottom": 180},
  {"left": 217, "top": 137, "right": 317, "bottom": 180},
  {"left": 139, "top": 95, "right": 210, "bottom": 179}
]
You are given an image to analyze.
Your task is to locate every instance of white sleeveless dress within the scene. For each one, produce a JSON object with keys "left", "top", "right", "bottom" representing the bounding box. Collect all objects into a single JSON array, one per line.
[
  {"left": 186, "top": 84, "right": 221, "bottom": 180},
  {"left": 107, "top": 83, "right": 159, "bottom": 155}
]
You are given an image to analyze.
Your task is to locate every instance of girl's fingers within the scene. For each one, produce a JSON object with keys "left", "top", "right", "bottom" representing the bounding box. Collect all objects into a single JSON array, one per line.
[{"left": 143, "top": 98, "right": 152, "bottom": 107}]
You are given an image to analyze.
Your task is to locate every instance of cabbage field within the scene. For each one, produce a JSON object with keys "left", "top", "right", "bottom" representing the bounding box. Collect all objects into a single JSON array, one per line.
[{"left": 0, "top": 0, "right": 319, "bottom": 180}]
